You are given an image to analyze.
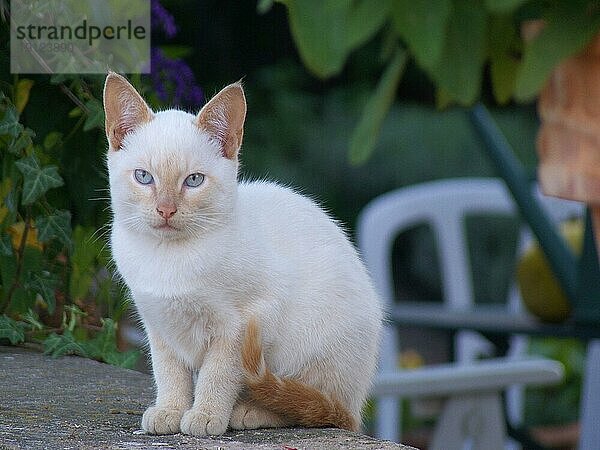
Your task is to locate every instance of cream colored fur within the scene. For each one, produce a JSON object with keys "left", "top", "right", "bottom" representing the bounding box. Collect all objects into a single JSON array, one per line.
[{"left": 104, "top": 72, "right": 382, "bottom": 436}]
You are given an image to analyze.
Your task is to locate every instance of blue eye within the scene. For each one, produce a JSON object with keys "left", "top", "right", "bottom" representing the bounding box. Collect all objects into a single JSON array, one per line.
[
  {"left": 134, "top": 169, "right": 154, "bottom": 185},
  {"left": 184, "top": 173, "right": 205, "bottom": 188}
]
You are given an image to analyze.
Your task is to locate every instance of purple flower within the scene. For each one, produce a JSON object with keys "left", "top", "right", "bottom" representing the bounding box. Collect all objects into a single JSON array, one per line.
[
  {"left": 149, "top": 1, "right": 203, "bottom": 109},
  {"left": 151, "top": 0, "right": 177, "bottom": 38},
  {"left": 151, "top": 48, "right": 204, "bottom": 109}
]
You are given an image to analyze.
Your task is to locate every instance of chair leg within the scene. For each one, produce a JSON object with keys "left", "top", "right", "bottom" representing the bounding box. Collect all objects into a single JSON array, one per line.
[
  {"left": 430, "top": 392, "right": 506, "bottom": 450},
  {"left": 579, "top": 339, "right": 600, "bottom": 450}
]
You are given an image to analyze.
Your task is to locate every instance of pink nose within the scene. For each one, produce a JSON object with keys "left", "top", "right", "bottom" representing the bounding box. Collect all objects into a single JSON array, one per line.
[{"left": 156, "top": 204, "right": 177, "bottom": 219}]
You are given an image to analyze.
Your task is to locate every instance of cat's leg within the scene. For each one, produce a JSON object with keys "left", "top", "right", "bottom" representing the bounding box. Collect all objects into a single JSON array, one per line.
[
  {"left": 142, "top": 327, "right": 193, "bottom": 434},
  {"left": 229, "top": 401, "right": 288, "bottom": 430},
  {"left": 180, "top": 336, "right": 242, "bottom": 436}
]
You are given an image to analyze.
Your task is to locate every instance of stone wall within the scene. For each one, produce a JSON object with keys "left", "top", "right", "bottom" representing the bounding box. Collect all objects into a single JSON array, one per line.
[{"left": 0, "top": 346, "right": 415, "bottom": 450}]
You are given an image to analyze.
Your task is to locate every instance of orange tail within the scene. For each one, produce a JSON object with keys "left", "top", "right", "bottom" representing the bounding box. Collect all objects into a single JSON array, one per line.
[{"left": 241, "top": 318, "right": 358, "bottom": 431}]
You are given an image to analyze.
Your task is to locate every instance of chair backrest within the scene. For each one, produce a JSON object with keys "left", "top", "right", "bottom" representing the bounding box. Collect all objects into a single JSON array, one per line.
[{"left": 357, "top": 177, "right": 583, "bottom": 441}]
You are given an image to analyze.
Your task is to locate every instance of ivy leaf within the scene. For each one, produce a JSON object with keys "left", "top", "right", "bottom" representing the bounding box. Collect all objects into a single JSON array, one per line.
[
  {"left": 391, "top": 0, "right": 452, "bottom": 71},
  {"left": 43, "top": 330, "right": 88, "bottom": 358},
  {"left": 14, "top": 79, "right": 34, "bottom": 115},
  {"left": 515, "top": 1, "right": 600, "bottom": 101},
  {"left": 0, "top": 314, "right": 27, "bottom": 344},
  {"left": 35, "top": 210, "right": 72, "bottom": 251},
  {"left": 349, "top": 48, "right": 407, "bottom": 165},
  {"left": 8, "top": 128, "right": 34, "bottom": 155},
  {"left": 83, "top": 99, "right": 104, "bottom": 131},
  {"left": 29, "top": 272, "right": 58, "bottom": 314},
  {"left": 431, "top": 0, "right": 488, "bottom": 105},
  {"left": 15, "top": 155, "right": 64, "bottom": 205},
  {"left": 0, "top": 95, "right": 22, "bottom": 139},
  {"left": 0, "top": 234, "right": 12, "bottom": 256}
]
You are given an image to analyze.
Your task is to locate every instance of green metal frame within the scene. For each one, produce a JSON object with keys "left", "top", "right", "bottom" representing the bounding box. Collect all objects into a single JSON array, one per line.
[{"left": 469, "top": 104, "right": 600, "bottom": 324}]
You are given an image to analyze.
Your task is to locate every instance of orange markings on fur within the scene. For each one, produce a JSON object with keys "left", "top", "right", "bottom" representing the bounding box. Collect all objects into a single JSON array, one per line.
[{"left": 241, "top": 319, "right": 357, "bottom": 432}]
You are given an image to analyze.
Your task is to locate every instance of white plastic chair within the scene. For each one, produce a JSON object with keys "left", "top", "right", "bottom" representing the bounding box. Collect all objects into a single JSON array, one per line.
[{"left": 358, "top": 178, "right": 579, "bottom": 448}]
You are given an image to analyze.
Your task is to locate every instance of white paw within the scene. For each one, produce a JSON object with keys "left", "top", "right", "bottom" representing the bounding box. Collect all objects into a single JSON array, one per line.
[
  {"left": 180, "top": 408, "right": 228, "bottom": 436},
  {"left": 141, "top": 406, "right": 184, "bottom": 435},
  {"left": 230, "top": 403, "right": 283, "bottom": 430}
]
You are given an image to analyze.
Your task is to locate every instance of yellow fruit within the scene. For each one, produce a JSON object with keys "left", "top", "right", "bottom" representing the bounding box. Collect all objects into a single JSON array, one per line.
[
  {"left": 398, "top": 349, "right": 424, "bottom": 369},
  {"left": 517, "top": 220, "right": 583, "bottom": 323}
]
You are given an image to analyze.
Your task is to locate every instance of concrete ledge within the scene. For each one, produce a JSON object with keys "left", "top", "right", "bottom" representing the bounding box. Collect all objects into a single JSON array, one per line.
[{"left": 0, "top": 346, "right": 415, "bottom": 449}]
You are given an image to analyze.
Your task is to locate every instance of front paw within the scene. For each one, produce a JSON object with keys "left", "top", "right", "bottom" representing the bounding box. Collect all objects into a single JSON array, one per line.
[
  {"left": 180, "top": 408, "right": 228, "bottom": 436},
  {"left": 142, "top": 406, "right": 184, "bottom": 435}
]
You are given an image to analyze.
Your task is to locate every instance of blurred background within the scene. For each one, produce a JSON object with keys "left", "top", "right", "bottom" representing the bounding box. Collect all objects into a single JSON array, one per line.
[{"left": 2, "top": 1, "right": 598, "bottom": 448}]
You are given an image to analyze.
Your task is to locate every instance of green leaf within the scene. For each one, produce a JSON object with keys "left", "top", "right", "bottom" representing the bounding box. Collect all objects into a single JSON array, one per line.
[
  {"left": 431, "top": 0, "right": 488, "bottom": 105},
  {"left": 349, "top": 48, "right": 407, "bottom": 165},
  {"left": 8, "top": 128, "right": 34, "bottom": 155},
  {"left": 43, "top": 330, "right": 88, "bottom": 358},
  {"left": 83, "top": 99, "right": 104, "bottom": 131},
  {"left": 83, "top": 318, "right": 118, "bottom": 360},
  {"left": 489, "top": 15, "right": 521, "bottom": 104},
  {"left": 484, "top": 0, "right": 526, "bottom": 13},
  {"left": 515, "top": 1, "right": 600, "bottom": 101},
  {"left": 391, "top": 0, "right": 452, "bottom": 70},
  {"left": 105, "top": 349, "right": 140, "bottom": 369},
  {"left": 0, "top": 234, "right": 12, "bottom": 256},
  {"left": 257, "top": 0, "right": 274, "bottom": 14},
  {"left": 29, "top": 272, "right": 58, "bottom": 314},
  {"left": 279, "top": 0, "right": 390, "bottom": 78},
  {"left": 68, "top": 107, "right": 83, "bottom": 118},
  {"left": 35, "top": 210, "right": 72, "bottom": 251},
  {"left": 346, "top": 0, "right": 391, "bottom": 52},
  {"left": 15, "top": 155, "right": 64, "bottom": 205},
  {"left": 43, "top": 131, "right": 62, "bottom": 150},
  {"left": 281, "top": 0, "right": 352, "bottom": 78},
  {"left": 82, "top": 318, "right": 140, "bottom": 369},
  {"left": 0, "top": 315, "right": 27, "bottom": 344},
  {"left": 14, "top": 79, "right": 34, "bottom": 115},
  {"left": 22, "top": 309, "right": 44, "bottom": 331},
  {"left": 0, "top": 95, "right": 22, "bottom": 138}
]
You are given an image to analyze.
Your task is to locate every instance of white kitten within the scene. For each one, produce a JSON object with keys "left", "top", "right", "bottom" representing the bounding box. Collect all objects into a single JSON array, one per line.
[{"left": 104, "top": 72, "right": 382, "bottom": 436}]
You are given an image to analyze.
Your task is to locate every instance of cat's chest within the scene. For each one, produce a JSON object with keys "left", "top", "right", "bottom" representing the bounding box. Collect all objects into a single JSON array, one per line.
[
  {"left": 111, "top": 225, "right": 221, "bottom": 299},
  {"left": 140, "top": 295, "right": 221, "bottom": 367}
]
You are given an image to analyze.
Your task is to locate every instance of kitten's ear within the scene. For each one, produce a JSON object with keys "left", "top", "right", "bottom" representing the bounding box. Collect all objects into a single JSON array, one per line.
[
  {"left": 195, "top": 83, "right": 246, "bottom": 160},
  {"left": 103, "top": 72, "right": 153, "bottom": 151}
]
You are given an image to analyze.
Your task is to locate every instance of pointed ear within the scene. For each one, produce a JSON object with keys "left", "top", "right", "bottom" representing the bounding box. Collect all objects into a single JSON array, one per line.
[
  {"left": 195, "top": 82, "right": 246, "bottom": 159},
  {"left": 103, "top": 72, "right": 153, "bottom": 151}
]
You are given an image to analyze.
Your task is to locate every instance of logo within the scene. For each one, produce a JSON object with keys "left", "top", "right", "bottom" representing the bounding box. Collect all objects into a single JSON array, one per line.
[{"left": 10, "top": 0, "right": 150, "bottom": 74}]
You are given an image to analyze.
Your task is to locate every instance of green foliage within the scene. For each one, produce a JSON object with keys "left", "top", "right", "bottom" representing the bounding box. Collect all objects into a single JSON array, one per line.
[
  {"left": 515, "top": 0, "right": 600, "bottom": 101},
  {"left": 0, "top": 66, "right": 138, "bottom": 368},
  {"left": 271, "top": 0, "right": 600, "bottom": 163},
  {"left": 391, "top": 0, "right": 451, "bottom": 72},
  {"left": 0, "top": 314, "right": 27, "bottom": 344},
  {"left": 15, "top": 154, "right": 64, "bottom": 205},
  {"left": 276, "top": 0, "right": 391, "bottom": 78},
  {"left": 350, "top": 48, "right": 406, "bottom": 164},
  {"left": 42, "top": 315, "right": 138, "bottom": 369},
  {"left": 525, "top": 338, "right": 585, "bottom": 425}
]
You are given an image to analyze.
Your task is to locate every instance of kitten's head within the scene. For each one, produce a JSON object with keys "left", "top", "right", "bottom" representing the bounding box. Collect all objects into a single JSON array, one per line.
[{"left": 104, "top": 72, "right": 246, "bottom": 241}]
